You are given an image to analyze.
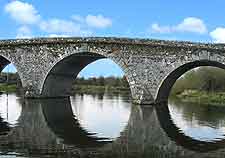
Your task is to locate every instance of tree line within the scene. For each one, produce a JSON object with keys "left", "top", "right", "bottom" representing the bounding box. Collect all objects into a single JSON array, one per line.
[
  {"left": 3, "top": 67, "right": 225, "bottom": 95},
  {"left": 0, "top": 72, "right": 130, "bottom": 88},
  {"left": 0, "top": 72, "right": 20, "bottom": 84},
  {"left": 171, "top": 66, "right": 225, "bottom": 95},
  {"left": 73, "top": 76, "right": 129, "bottom": 87}
]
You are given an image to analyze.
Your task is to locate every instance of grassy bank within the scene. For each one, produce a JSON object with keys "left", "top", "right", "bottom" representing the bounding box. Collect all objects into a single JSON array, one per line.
[
  {"left": 0, "top": 83, "right": 131, "bottom": 95},
  {"left": 0, "top": 83, "right": 17, "bottom": 93},
  {"left": 72, "top": 85, "right": 131, "bottom": 95},
  {"left": 172, "top": 90, "right": 225, "bottom": 106}
]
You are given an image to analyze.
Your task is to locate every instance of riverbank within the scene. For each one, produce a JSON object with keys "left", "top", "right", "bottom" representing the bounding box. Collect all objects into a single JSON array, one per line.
[
  {"left": 0, "top": 83, "right": 131, "bottom": 95},
  {"left": 0, "top": 83, "right": 17, "bottom": 93},
  {"left": 72, "top": 85, "right": 131, "bottom": 95},
  {"left": 172, "top": 90, "right": 225, "bottom": 106}
]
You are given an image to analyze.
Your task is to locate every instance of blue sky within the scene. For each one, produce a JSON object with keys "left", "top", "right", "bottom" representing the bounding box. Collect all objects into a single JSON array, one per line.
[{"left": 1, "top": 0, "right": 225, "bottom": 77}]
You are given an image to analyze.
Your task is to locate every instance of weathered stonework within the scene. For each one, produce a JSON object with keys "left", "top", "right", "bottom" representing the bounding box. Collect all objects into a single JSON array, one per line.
[{"left": 0, "top": 37, "right": 225, "bottom": 104}]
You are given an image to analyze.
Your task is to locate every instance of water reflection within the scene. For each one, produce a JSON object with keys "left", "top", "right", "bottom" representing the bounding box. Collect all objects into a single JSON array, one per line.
[
  {"left": 42, "top": 97, "right": 112, "bottom": 148},
  {"left": 0, "top": 93, "right": 136, "bottom": 157},
  {"left": 169, "top": 99, "right": 225, "bottom": 141},
  {"left": 0, "top": 116, "right": 10, "bottom": 136},
  {"left": 0, "top": 93, "right": 21, "bottom": 136},
  {"left": 0, "top": 93, "right": 21, "bottom": 126},
  {"left": 157, "top": 100, "right": 225, "bottom": 152},
  {"left": 2, "top": 93, "right": 225, "bottom": 157},
  {"left": 70, "top": 94, "right": 131, "bottom": 139}
]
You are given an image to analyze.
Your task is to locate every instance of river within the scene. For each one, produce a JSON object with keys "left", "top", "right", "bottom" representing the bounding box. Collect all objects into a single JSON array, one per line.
[{"left": 1, "top": 93, "right": 225, "bottom": 157}]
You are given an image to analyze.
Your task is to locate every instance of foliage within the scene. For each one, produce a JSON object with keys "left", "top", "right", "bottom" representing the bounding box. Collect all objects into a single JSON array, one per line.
[
  {"left": 72, "top": 76, "right": 130, "bottom": 94},
  {"left": 174, "top": 90, "right": 225, "bottom": 106},
  {"left": 0, "top": 83, "right": 17, "bottom": 92},
  {"left": 0, "top": 72, "right": 20, "bottom": 84},
  {"left": 171, "top": 67, "right": 225, "bottom": 95},
  {"left": 73, "top": 76, "right": 129, "bottom": 88},
  {"left": 0, "top": 72, "right": 21, "bottom": 92}
]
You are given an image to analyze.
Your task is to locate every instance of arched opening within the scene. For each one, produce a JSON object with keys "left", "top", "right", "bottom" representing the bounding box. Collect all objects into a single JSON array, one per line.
[
  {"left": 0, "top": 56, "right": 23, "bottom": 132},
  {"left": 41, "top": 52, "right": 105, "bottom": 97},
  {"left": 41, "top": 52, "right": 132, "bottom": 98},
  {"left": 41, "top": 52, "right": 132, "bottom": 140},
  {"left": 156, "top": 60, "right": 225, "bottom": 150},
  {"left": 156, "top": 60, "right": 225, "bottom": 102}
]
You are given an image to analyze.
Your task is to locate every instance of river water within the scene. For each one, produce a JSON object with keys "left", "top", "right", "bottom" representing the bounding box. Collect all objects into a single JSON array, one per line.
[{"left": 1, "top": 93, "right": 225, "bottom": 157}]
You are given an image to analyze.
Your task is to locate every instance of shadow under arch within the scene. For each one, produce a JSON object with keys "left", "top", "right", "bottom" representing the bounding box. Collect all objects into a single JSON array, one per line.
[
  {"left": 41, "top": 52, "right": 131, "bottom": 98},
  {"left": 41, "top": 97, "right": 112, "bottom": 148},
  {"left": 156, "top": 102, "right": 225, "bottom": 152},
  {"left": 156, "top": 60, "right": 225, "bottom": 103},
  {"left": 0, "top": 55, "right": 10, "bottom": 72},
  {"left": 0, "top": 116, "right": 11, "bottom": 136}
]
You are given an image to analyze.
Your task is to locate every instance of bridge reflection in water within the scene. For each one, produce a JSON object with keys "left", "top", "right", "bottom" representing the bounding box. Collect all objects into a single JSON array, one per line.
[{"left": 1, "top": 95, "right": 225, "bottom": 157}]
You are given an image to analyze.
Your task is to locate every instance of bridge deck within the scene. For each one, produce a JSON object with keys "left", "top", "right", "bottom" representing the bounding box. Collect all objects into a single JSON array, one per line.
[{"left": 0, "top": 37, "right": 224, "bottom": 52}]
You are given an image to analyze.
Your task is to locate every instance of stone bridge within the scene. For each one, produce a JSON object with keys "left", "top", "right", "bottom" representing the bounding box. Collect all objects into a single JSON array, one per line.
[{"left": 1, "top": 37, "right": 225, "bottom": 104}]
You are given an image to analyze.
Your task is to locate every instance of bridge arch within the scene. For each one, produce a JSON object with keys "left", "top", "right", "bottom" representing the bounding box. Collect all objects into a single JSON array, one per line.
[
  {"left": 41, "top": 51, "right": 134, "bottom": 99},
  {"left": 0, "top": 55, "right": 24, "bottom": 91},
  {"left": 156, "top": 60, "right": 225, "bottom": 103}
]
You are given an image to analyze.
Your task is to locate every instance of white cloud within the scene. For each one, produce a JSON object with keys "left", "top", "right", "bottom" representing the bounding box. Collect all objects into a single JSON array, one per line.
[
  {"left": 176, "top": 17, "right": 207, "bottom": 34},
  {"left": 48, "top": 34, "right": 70, "bottom": 38},
  {"left": 71, "top": 15, "right": 85, "bottom": 23},
  {"left": 16, "top": 26, "right": 32, "bottom": 39},
  {"left": 40, "top": 19, "right": 81, "bottom": 33},
  {"left": 210, "top": 27, "right": 225, "bottom": 43},
  {"left": 86, "top": 15, "right": 112, "bottom": 28},
  {"left": 72, "top": 14, "right": 112, "bottom": 29},
  {"left": 5, "top": 0, "right": 40, "bottom": 25},
  {"left": 151, "top": 23, "right": 171, "bottom": 33},
  {"left": 39, "top": 19, "right": 93, "bottom": 36},
  {"left": 151, "top": 17, "right": 207, "bottom": 34},
  {"left": 5, "top": 1, "right": 111, "bottom": 38}
]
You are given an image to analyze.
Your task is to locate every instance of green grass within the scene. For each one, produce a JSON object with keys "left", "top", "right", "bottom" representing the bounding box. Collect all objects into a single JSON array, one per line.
[
  {"left": 72, "top": 85, "right": 131, "bottom": 95},
  {"left": 0, "top": 83, "right": 17, "bottom": 92},
  {"left": 0, "top": 83, "right": 131, "bottom": 95},
  {"left": 173, "top": 90, "right": 225, "bottom": 107}
]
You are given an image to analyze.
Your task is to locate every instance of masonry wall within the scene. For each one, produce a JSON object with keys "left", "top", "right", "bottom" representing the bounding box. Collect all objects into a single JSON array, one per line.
[{"left": 0, "top": 38, "right": 225, "bottom": 104}]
